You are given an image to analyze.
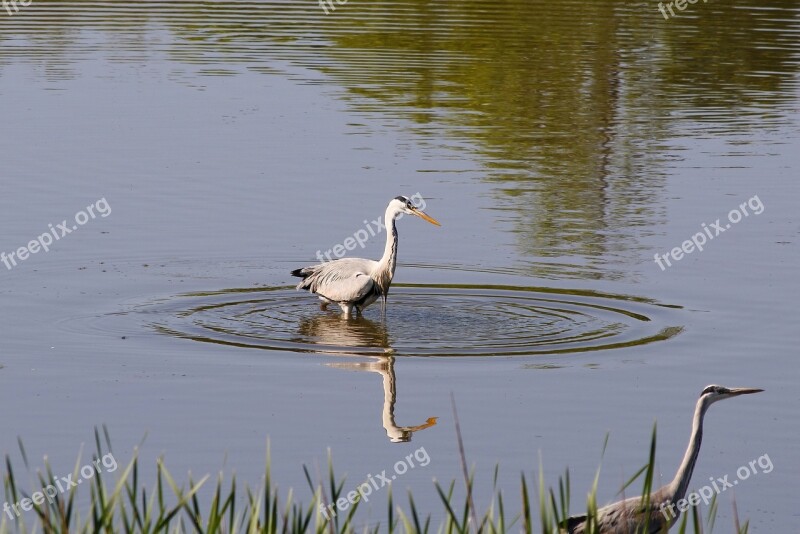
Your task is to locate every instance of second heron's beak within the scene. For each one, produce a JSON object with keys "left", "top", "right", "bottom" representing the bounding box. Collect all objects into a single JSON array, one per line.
[
  {"left": 728, "top": 387, "right": 764, "bottom": 396},
  {"left": 411, "top": 208, "right": 441, "bottom": 226}
]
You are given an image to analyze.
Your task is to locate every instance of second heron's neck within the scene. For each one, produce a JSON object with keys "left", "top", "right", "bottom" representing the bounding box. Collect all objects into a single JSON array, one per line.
[{"left": 669, "top": 399, "right": 707, "bottom": 502}]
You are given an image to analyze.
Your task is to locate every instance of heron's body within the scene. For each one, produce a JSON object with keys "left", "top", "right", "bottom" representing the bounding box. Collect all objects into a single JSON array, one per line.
[
  {"left": 566, "top": 385, "right": 762, "bottom": 534},
  {"left": 292, "top": 196, "right": 439, "bottom": 317},
  {"left": 292, "top": 257, "right": 387, "bottom": 316},
  {"left": 565, "top": 489, "right": 675, "bottom": 534}
]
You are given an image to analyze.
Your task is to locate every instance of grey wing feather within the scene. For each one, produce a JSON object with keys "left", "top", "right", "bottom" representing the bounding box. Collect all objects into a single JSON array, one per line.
[
  {"left": 566, "top": 492, "right": 672, "bottom": 534},
  {"left": 292, "top": 258, "right": 378, "bottom": 303}
]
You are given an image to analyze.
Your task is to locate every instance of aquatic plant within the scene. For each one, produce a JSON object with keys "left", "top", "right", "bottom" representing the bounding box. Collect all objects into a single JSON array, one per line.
[{"left": 1, "top": 427, "right": 747, "bottom": 534}]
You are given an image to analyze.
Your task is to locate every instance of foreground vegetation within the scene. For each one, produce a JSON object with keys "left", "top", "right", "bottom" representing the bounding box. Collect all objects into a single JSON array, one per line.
[{"left": 2, "top": 427, "right": 747, "bottom": 534}]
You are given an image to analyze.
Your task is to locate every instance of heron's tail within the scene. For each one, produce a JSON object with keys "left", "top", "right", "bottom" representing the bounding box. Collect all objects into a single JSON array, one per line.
[
  {"left": 291, "top": 266, "right": 319, "bottom": 291},
  {"left": 290, "top": 268, "right": 310, "bottom": 278},
  {"left": 563, "top": 514, "right": 587, "bottom": 533}
]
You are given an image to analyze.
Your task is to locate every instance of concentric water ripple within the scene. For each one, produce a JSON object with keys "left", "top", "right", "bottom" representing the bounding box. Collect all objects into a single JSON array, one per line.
[{"left": 145, "top": 284, "right": 682, "bottom": 357}]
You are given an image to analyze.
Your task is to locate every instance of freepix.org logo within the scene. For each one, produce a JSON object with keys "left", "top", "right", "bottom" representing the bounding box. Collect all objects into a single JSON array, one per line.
[
  {"left": 319, "top": 0, "right": 346, "bottom": 15},
  {"left": 653, "top": 195, "right": 764, "bottom": 271},
  {"left": 1, "top": 198, "right": 111, "bottom": 272},
  {"left": 3, "top": 0, "right": 32, "bottom": 16},
  {"left": 318, "top": 447, "right": 430, "bottom": 520},
  {"left": 3, "top": 453, "right": 118, "bottom": 521}
]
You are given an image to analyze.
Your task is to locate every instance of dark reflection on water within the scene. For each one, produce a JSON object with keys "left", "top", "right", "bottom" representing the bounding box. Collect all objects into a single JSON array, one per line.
[
  {"left": 1, "top": 1, "right": 797, "bottom": 278},
  {"left": 296, "top": 313, "right": 390, "bottom": 351}
]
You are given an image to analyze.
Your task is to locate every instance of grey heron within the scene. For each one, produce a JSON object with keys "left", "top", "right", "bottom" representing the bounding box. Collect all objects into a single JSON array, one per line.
[
  {"left": 291, "top": 196, "right": 440, "bottom": 317},
  {"left": 566, "top": 385, "right": 763, "bottom": 534}
]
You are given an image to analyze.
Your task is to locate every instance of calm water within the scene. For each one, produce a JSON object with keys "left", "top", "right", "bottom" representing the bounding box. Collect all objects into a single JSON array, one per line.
[{"left": 1, "top": 0, "right": 799, "bottom": 530}]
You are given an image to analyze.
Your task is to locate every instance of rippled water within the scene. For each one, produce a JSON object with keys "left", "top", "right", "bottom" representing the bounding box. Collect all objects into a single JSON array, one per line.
[
  {"left": 134, "top": 285, "right": 682, "bottom": 356},
  {"left": 2, "top": 0, "right": 799, "bottom": 530}
]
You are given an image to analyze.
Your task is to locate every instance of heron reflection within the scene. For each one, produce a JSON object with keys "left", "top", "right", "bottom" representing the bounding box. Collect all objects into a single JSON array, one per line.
[
  {"left": 297, "top": 313, "right": 437, "bottom": 443},
  {"left": 296, "top": 312, "right": 391, "bottom": 350}
]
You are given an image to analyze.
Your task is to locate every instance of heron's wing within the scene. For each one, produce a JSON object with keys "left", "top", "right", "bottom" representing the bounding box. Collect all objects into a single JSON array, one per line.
[
  {"left": 565, "top": 495, "right": 671, "bottom": 534},
  {"left": 295, "top": 258, "right": 378, "bottom": 303},
  {"left": 317, "top": 272, "right": 375, "bottom": 303}
]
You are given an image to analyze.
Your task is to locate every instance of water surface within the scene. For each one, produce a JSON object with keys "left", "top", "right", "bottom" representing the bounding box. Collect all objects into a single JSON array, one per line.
[{"left": 1, "top": 0, "right": 798, "bottom": 530}]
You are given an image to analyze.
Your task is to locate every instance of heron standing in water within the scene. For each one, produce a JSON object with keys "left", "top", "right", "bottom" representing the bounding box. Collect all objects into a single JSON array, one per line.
[
  {"left": 566, "top": 385, "right": 763, "bottom": 533},
  {"left": 291, "top": 196, "right": 440, "bottom": 317}
]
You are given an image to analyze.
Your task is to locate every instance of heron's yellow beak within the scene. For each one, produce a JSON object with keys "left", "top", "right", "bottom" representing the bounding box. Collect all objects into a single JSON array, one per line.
[
  {"left": 405, "top": 417, "right": 439, "bottom": 432},
  {"left": 411, "top": 208, "right": 441, "bottom": 226}
]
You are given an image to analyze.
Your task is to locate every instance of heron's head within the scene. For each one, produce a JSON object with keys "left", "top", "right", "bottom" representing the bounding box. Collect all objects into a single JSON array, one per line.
[
  {"left": 392, "top": 195, "right": 441, "bottom": 226},
  {"left": 699, "top": 384, "right": 763, "bottom": 406}
]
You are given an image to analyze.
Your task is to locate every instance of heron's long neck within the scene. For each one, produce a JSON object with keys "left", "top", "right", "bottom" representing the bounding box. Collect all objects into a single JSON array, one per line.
[
  {"left": 380, "top": 357, "right": 404, "bottom": 442},
  {"left": 375, "top": 206, "right": 399, "bottom": 291},
  {"left": 669, "top": 399, "right": 707, "bottom": 502}
]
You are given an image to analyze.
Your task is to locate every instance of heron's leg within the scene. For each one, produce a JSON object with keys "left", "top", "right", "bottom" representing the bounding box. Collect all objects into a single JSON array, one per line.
[
  {"left": 341, "top": 303, "right": 354, "bottom": 318},
  {"left": 318, "top": 296, "right": 330, "bottom": 311}
]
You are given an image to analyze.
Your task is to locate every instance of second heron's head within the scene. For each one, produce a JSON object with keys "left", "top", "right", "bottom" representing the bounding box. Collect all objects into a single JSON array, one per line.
[
  {"left": 699, "top": 384, "right": 763, "bottom": 408},
  {"left": 391, "top": 195, "right": 441, "bottom": 226}
]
